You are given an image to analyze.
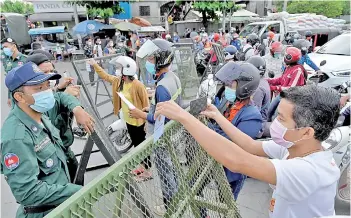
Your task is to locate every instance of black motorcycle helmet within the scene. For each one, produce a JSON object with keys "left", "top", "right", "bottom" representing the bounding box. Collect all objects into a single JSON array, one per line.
[
  {"left": 246, "top": 56, "right": 266, "bottom": 77},
  {"left": 247, "top": 33, "right": 259, "bottom": 45},
  {"left": 293, "top": 39, "right": 311, "bottom": 55},
  {"left": 152, "top": 39, "right": 174, "bottom": 71},
  {"left": 215, "top": 61, "right": 260, "bottom": 100}
]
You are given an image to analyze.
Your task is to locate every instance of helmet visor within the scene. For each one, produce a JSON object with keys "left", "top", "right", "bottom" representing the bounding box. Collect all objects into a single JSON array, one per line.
[
  {"left": 136, "top": 40, "right": 160, "bottom": 59},
  {"left": 215, "top": 61, "right": 241, "bottom": 86}
]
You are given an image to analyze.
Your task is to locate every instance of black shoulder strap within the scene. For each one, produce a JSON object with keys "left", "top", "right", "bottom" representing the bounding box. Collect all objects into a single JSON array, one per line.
[{"left": 243, "top": 46, "right": 253, "bottom": 54}]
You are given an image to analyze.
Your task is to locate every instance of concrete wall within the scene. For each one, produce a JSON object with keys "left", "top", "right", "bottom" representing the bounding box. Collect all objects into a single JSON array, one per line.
[
  {"left": 171, "top": 21, "right": 222, "bottom": 37},
  {"left": 131, "top": 1, "right": 163, "bottom": 25}
]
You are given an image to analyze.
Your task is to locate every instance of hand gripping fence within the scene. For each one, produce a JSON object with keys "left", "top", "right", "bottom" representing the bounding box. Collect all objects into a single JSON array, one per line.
[{"left": 45, "top": 116, "right": 241, "bottom": 218}]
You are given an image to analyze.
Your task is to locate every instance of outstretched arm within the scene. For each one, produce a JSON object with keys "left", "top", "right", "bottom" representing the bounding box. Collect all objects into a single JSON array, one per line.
[{"left": 155, "top": 101, "right": 276, "bottom": 185}]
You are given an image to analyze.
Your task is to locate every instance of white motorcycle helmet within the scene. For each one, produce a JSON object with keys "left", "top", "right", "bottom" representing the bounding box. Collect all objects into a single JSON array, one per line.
[{"left": 109, "top": 56, "right": 137, "bottom": 77}]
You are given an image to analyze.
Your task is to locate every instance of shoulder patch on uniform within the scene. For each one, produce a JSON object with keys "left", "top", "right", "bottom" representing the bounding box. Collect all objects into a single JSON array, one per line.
[{"left": 4, "top": 153, "right": 20, "bottom": 170}]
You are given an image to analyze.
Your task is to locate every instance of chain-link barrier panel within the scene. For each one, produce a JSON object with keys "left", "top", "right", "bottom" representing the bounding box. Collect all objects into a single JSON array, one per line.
[
  {"left": 72, "top": 55, "right": 133, "bottom": 154},
  {"left": 137, "top": 46, "right": 200, "bottom": 101},
  {"left": 45, "top": 116, "right": 241, "bottom": 218}
]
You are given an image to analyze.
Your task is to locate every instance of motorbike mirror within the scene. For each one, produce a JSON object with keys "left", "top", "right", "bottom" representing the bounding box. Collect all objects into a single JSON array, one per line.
[
  {"left": 320, "top": 60, "right": 327, "bottom": 67},
  {"left": 268, "top": 71, "right": 275, "bottom": 78}
]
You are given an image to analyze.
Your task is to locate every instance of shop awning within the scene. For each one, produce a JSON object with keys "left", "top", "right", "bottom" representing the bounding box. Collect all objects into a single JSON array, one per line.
[
  {"left": 28, "top": 26, "right": 66, "bottom": 35},
  {"left": 29, "top": 13, "right": 74, "bottom": 22},
  {"left": 138, "top": 26, "right": 166, "bottom": 32}
]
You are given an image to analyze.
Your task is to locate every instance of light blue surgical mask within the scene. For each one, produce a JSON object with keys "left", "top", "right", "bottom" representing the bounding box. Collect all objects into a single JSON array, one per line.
[
  {"left": 224, "top": 87, "right": 236, "bottom": 102},
  {"left": 29, "top": 89, "right": 55, "bottom": 113},
  {"left": 145, "top": 61, "right": 156, "bottom": 75},
  {"left": 3, "top": 47, "right": 13, "bottom": 57}
]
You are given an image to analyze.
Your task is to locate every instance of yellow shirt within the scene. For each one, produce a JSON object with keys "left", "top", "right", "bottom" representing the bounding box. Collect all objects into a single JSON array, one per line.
[{"left": 121, "top": 83, "right": 144, "bottom": 127}]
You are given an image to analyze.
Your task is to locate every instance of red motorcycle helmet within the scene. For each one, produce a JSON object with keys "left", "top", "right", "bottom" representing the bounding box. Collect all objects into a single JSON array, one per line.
[
  {"left": 284, "top": 47, "right": 302, "bottom": 64},
  {"left": 213, "top": 33, "right": 220, "bottom": 42},
  {"left": 270, "top": 41, "right": 283, "bottom": 56}
]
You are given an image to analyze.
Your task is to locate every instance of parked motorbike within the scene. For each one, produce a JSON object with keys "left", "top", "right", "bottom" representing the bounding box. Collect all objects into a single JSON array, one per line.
[
  {"left": 322, "top": 125, "right": 350, "bottom": 209},
  {"left": 107, "top": 111, "right": 132, "bottom": 153},
  {"left": 195, "top": 50, "right": 209, "bottom": 77}
]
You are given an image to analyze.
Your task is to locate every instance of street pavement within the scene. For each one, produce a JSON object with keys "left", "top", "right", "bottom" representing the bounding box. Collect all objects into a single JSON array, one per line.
[{"left": 0, "top": 61, "right": 348, "bottom": 218}]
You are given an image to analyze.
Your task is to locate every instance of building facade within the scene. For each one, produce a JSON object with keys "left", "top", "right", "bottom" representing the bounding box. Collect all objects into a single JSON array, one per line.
[
  {"left": 115, "top": 1, "right": 170, "bottom": 26},
  {"left": 27, "top": 0, "right": 87, "bottom": 29}
]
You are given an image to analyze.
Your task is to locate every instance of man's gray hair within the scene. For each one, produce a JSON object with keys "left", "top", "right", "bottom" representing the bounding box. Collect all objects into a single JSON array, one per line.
[{"left": 280, "top": 85, "right": 340, "bottom": 141}]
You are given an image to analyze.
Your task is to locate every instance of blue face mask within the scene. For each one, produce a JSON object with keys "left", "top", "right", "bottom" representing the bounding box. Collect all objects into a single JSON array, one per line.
[
  {"left": 145, "top": 61, "right": 156, "bottom": 75},
  {"left": 224, "top": 87, "right": 236, "bottom": 102},
  {"left": 29, "top": 89, "right": 55, "bottom": 113},
  {"left": 3, "top": 47, "right": 13, "bottom": 57}
]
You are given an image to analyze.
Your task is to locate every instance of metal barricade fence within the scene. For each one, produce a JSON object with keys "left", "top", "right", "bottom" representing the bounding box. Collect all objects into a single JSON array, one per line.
[
  {"left": 45, "top": 117, "right": 241, "bottom": 218},
  {"left": 137, "top": 45, "right": 200, "bottom": 101}
]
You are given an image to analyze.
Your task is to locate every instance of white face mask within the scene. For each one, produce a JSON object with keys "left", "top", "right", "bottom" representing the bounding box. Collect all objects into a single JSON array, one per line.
[
  {"left": 49, "top": 80, "right": 57, "bottom": 88},
  {"left": 115, "top": 69, "right": 122, "bottom": 77},
  {"left": 87, "top": 41, "right": 92, "bottom": 45},
  {"left": 109, "top": 43, "right": 114, "bottom": 47},
  {"left": 117, "top": 42, "right": 123, "bottom": 47}
]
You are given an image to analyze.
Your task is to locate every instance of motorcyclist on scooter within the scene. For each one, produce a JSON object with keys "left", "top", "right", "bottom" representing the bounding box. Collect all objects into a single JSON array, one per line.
[
  {"left": 211, "top": 61, "right": 262, "bottom": 202},
  {"left": 248, "top": 56, "right": 271, "bottom": 133},
  {"left": 268, "top": 47, "right": 307, "bottom": 93},
  {"left": 193, "top": 35, "right": 204, "bottom": 52},
  {"left": 266, "top": 47, "right": 307, "bottom": 127},
  {"left": 230, "top": 33, "right": 241, "bottom": 51},
  {"left": 263, "top": 41, "right": 284, "bottom": 77},
  {"left": 224, "top": 45, "right": 238, "bottom": 62},
  {"left": 305, "top": 30, "right": 314, "bottom": 53},
  {"left": 293, "top": 39, "right": 322, "bottom": 74},
  {"left": 239, "top": 33, "right": 259, "bottom": 61}
]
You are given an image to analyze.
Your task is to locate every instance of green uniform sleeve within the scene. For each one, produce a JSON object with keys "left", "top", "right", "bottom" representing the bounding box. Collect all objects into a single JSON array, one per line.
[
  {"left": 54, "top": 92, "right": 81, "bottom": 112},
  {"left": 1, "top": 138, "right": 81, "bottom": 206}
]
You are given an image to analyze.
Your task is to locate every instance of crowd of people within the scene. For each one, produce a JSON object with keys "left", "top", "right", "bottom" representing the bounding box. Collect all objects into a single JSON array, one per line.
[{"left": 0, "top": 23, "right": 349, "bottom": 218}]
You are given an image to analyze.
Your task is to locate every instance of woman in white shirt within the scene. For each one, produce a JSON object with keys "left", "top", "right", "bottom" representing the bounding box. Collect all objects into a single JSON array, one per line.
[{"left": 154, "top": 85, "right": 341, "bottom": 218}]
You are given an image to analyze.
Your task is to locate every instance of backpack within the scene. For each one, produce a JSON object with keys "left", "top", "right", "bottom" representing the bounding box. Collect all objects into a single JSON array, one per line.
[{"left": 236, "top": 46, "right": 253, "bottom": 61}]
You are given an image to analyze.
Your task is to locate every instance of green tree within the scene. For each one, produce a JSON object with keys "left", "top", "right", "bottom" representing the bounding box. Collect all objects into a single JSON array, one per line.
[
  {"left": 276, "top": 0, "right": 344, "bottom": 18},
  {"left": 342, "top": 0, "right": 351, "bottom": 15},
  {"left": 67, "top": 0, "right": 124, "bottom": 24},
  {"left": 177, "top": 0, "right": 238, "bottom": 30},
  {"left": 0, "top": 0, "right": 34, "bottom": 14}
]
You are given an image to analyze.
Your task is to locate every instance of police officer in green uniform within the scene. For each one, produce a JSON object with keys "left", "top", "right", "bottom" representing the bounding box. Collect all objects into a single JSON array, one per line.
[
  {"left": 26, "top": 53, "right": 90, "bottom": 183},
  {"left": 1, "top": 63, "right": 92, "bottom": 218},
  {"left": 1, "top": 38, "right": 27, "bottom": 107}
]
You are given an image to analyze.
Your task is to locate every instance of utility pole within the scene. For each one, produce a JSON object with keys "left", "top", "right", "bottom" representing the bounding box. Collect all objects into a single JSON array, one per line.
[
  {"left": 222, "top": 0, "right": 226, "bottom": 30},
  {"left": 73, "top": 2, "right": 83, "bottom": 50},
  {"left": 229, "top": 8, "right": 232, "bottom": 29},
  {"left": 283, "top": 0, "right": 288, "bottom": 11}
]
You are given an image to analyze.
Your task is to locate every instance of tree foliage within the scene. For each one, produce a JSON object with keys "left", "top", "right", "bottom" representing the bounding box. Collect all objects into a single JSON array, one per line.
[
  {"left": 274, "top": 0, "right": 348, "bottom": 18},
  {"left": 66, "top": 0, "right": 124, "bottom": 21},
  {"left": 178, "top": 0, "right": 238, "bottom": 29},
  {"left": 0, "top": 0, "right": 34, "bottom": 14}
]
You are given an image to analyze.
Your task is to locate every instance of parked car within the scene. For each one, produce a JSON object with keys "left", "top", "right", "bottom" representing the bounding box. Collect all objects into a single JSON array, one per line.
[{"left": 307, "top": 32, "right": 350, "bottom": 94}]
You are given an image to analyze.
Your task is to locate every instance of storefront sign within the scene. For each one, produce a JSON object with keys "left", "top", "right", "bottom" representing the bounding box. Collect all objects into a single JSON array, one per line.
[{"left": 33, "top": 1, "right": 86, "bottom": 13}]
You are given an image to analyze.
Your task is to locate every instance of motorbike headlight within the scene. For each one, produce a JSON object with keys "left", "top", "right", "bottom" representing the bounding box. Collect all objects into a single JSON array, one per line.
[
  {"left": 331, "top": 70, "right": 350, "bottom": 77},
  {"left": 322, "top": 128, "right": 342, "bottom": 150}
]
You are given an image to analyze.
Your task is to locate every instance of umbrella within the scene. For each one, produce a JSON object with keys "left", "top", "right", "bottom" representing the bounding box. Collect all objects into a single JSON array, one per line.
[
  {"left": 72, "top": 20, "right": 109, "bottom": 35},
  {"left": 130, "top": 17, "right": 152, "bottom": 27},
  {"left": 114, "top": 22, "right": 140, "bottom": 32}
]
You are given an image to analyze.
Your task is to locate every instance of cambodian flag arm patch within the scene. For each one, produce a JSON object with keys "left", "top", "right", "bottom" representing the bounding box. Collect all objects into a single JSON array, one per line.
[{"left": 4, "top": 153, "right": 20, "bottom": 170}]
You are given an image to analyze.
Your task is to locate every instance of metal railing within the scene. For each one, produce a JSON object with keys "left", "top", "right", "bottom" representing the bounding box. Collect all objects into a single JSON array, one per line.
[{"left": 45, "top": 117, "right": 241, "bottom": 218}]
